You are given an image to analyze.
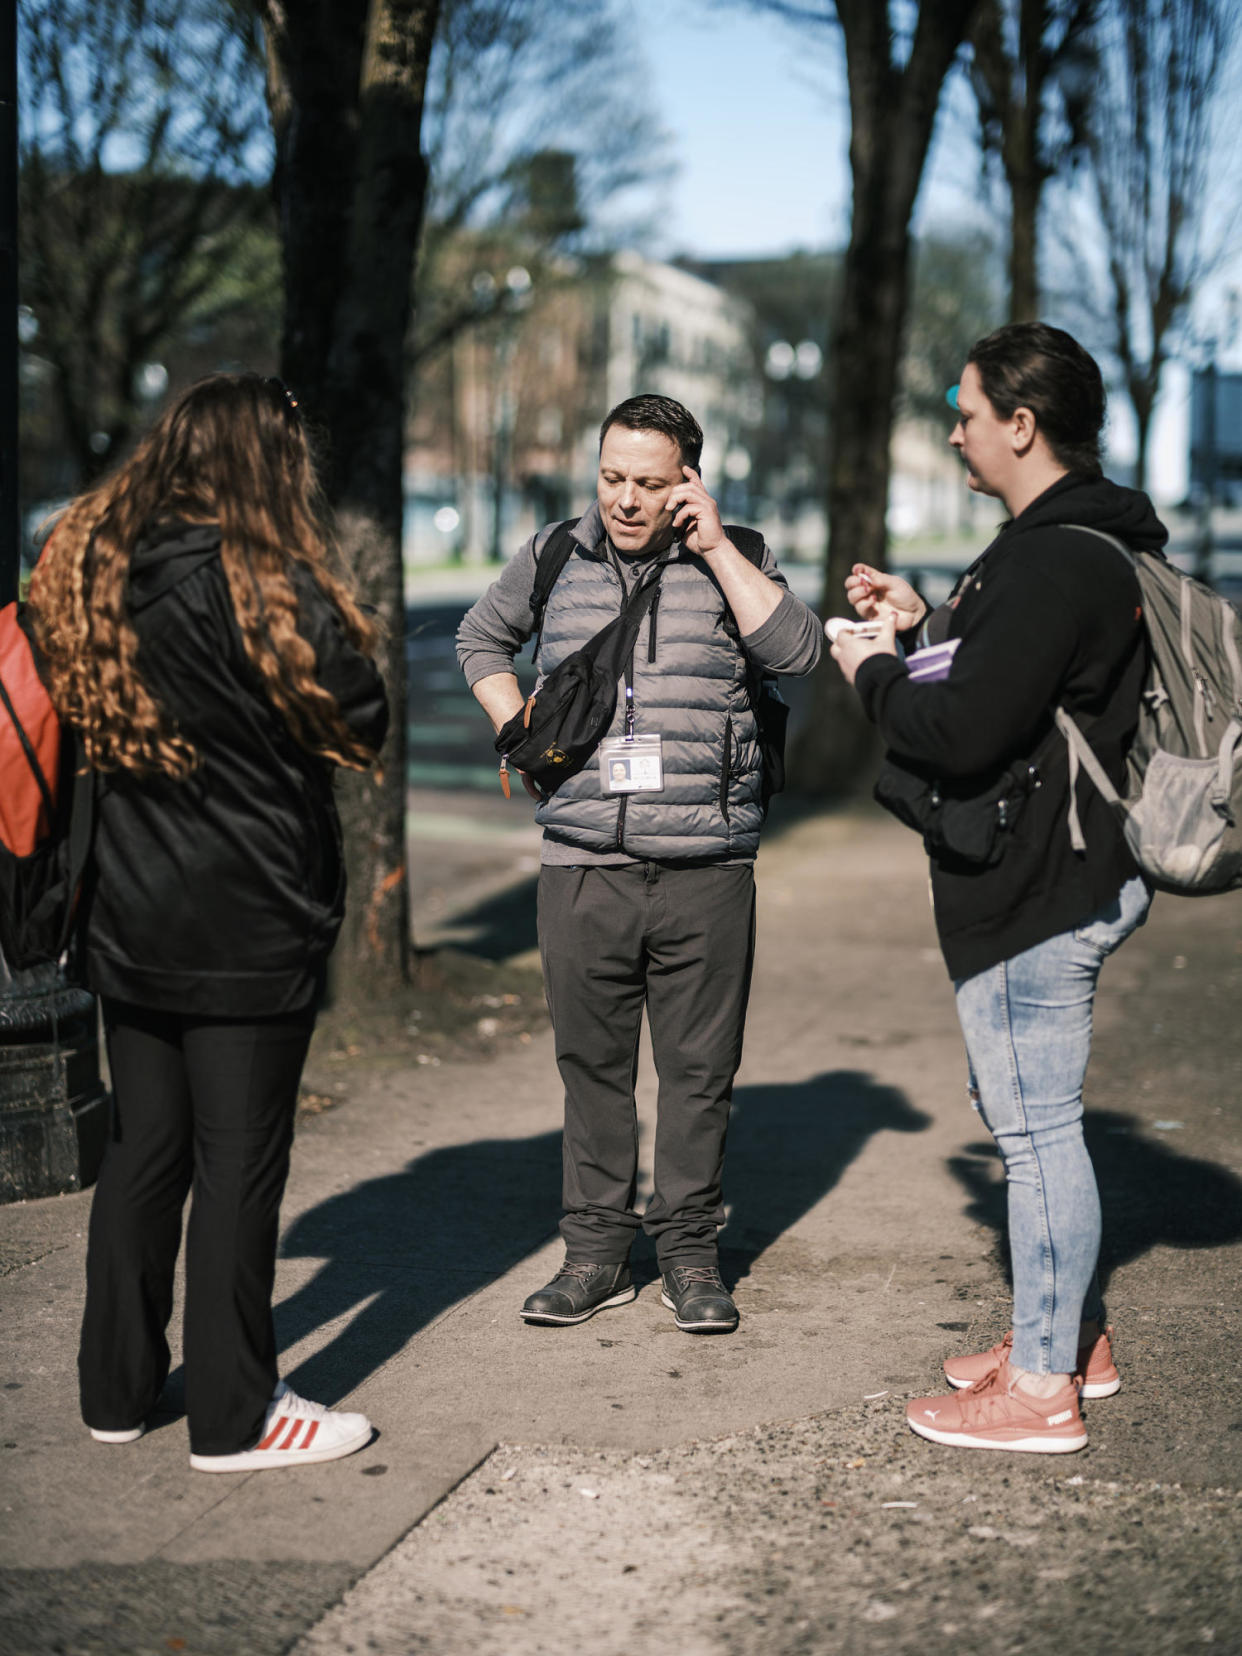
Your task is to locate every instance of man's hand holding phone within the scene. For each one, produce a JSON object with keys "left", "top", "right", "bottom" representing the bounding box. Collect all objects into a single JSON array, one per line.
[{"left": 666, "top": 466, "right": 726, "bottom": 557}]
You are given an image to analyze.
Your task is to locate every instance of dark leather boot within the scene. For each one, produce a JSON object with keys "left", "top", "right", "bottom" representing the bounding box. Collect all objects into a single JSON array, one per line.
[
  {"left": 520, "top": 1259, "right": 636, "bottom": 1325},
  {"left": 660, "top": 1263, "right": 738, "bottom": 1333}
]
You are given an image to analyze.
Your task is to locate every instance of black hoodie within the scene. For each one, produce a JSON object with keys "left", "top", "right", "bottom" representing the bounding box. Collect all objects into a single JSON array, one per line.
[
  {"left": 855, "top": 473, "right": 1168, "bottom": 979},
  {"left": 82, "top": 522, "right": 389, "bottom": 1015}
]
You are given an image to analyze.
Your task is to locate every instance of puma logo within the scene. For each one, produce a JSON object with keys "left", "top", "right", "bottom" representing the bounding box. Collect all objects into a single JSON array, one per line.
[
  {"left": 1047, "top": 1409, "right": 1074, "bottom": 1426},
  {"left": 923, "top": 1409, "right": 940, "bottom": 1421}
]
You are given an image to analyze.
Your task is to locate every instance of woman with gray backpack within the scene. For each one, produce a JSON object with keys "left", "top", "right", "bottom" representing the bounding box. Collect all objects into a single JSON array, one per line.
[{"left": 830, "top": 322, "right": 1173, "bottom": 1455}]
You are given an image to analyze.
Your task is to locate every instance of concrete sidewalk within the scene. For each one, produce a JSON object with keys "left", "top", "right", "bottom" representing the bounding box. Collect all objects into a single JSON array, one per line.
[{"left": 2, "top": 805, "right": 1240, "bottom": 1654}]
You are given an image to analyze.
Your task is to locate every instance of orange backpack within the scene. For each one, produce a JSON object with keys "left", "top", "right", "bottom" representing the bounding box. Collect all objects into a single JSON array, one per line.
[
  {"left": 0, "top": 603, "right": 61, "bottom": 856},
  {"left": 0, "top": 602, "right": 92, "bottom": 972}
]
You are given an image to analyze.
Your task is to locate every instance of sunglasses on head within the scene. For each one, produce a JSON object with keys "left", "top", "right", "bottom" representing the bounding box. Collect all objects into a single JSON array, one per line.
[{"left": 264, "top": 377, "right": 301, "bottom": 417}]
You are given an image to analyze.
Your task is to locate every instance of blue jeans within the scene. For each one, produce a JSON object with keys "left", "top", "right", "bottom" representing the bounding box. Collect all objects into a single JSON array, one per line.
[{"left": 952, "top": 876, "right": 1151, "bottom": 1375}]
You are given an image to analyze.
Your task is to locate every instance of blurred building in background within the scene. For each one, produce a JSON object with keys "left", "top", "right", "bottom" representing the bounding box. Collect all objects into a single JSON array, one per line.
[
  {"left": 403, "top": 250, "right": 757, "bottom": 568},
  {"left": 403, "top": 247, "right": 973, "bottom": 574}
]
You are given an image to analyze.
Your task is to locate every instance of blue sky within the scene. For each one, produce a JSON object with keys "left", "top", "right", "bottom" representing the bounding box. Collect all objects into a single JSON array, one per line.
[
  {"left": 630, "top": 0, "right": 853, "bottom": 258},
  {"left": 630, "top": 0, "right": 986, "bottom": 260}
]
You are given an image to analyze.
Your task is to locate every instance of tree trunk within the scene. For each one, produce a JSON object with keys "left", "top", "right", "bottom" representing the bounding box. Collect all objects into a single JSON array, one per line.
[
  {"left": 1130, "top": 372, "right": 1155, "bottom": 492},
  {"left": 969, "top": 0, "right": 1050, "bottom": 325},
  {"left": 1007, "top": 146, "right": 1042, "bottom": 322},
  {"left": 793, "top": 0, "right": 980, "bottom": 794},
  {"left": 260, "top": 0, "right": 442, "bottom": 999},
  {"left": 1005, "top": 0, "right": 1051, "bottom": 322}
]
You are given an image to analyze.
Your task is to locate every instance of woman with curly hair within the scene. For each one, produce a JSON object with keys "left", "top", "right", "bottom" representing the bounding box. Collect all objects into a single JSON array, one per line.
[{"left": 30, "top": 372, "right": 388, "bottom": 1472}]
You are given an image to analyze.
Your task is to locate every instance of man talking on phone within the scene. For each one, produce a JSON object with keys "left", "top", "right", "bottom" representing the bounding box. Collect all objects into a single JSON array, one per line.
[{"left": 457, "top": 394, "right": 820, "bottom": 1335}]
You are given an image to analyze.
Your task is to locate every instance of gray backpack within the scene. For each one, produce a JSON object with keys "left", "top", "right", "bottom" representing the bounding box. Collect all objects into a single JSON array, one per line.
[{"left": 1054, "top": 526, "right": 1242, "bottom": 894}]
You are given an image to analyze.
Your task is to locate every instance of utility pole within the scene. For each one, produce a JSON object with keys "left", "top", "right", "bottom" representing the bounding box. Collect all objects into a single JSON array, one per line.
[{"left": 0, "top": 8, "right": 108, "bottom": 1203}]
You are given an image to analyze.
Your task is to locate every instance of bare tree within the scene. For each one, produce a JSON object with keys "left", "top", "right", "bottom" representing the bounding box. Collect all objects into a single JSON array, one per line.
[
  {"left": 18, "top": 0, "right": 274, "bottom": 486},
  {"left": 969, "top": 0, "right": 1097, "bottom": 321},
  {"left": 739, "top": 1, "right": 980, "bottom": 792},
  {"left": 411, "top": 0, "right": 670, "bottom": 371},
  {"left": 1079, "top": 0, "right": 1238, "bottom": 491},
  {"left": 259, "top": 0, "right": 442, "bottom": 998}
]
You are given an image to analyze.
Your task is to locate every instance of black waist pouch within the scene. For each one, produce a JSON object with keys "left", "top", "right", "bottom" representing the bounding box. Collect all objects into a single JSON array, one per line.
[
  {"left": 495, "top": 643, "right": 623, "bottom": 794},
  {"left": 495, "top": 571, "right": 664, "bottom": 797},
  {"left": 874, "top": 751, "right": 1044, "bottom": 866}
]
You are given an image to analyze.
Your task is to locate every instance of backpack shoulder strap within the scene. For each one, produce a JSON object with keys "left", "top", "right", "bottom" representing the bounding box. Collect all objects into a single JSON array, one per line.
[
  {"left": 724, "top": 524, "right": 765, "bottom": 568},
  {"left": 527, "top": 520, "right": 580, "bottom": 654},
  {"left": 717, "top": 525, "right": 771, "bottom": 649},
  {"left": 1054, "top": 526, "right": 1149, "bottom": 855},
  {"left": 1063, "top": 523, "right": 1134, "bottom": 562}
]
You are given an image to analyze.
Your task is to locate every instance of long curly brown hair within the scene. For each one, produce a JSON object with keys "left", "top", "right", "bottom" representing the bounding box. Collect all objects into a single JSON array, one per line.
[{"left": 30, "top": 372, "right": 381, "bottom": 777}]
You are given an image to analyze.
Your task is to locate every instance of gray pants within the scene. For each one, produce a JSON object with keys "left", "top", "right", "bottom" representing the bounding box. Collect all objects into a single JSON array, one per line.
[{"left": 537, "top": 862, "right": 756, "bottom": 1266}]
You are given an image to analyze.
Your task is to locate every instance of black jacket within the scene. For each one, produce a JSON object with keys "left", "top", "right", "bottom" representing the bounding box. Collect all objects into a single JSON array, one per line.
[
  {"left": 81, "top": 522, "right": 389, "bottom": 1015},
  {"left": 856, "top": 473, "right": 1167, "bottom": 979}
]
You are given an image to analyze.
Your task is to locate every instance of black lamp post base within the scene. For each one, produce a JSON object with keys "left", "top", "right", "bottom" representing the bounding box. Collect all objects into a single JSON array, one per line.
[{"left": 0, "top": 965, "right": 109, "bottom": 1203}]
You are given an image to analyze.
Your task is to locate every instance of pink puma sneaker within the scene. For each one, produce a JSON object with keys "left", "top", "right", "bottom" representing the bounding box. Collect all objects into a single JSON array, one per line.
[
  {"left": 944, "top": 1325, "right": 1120, "bottom": 1399},
  {"left": 908, "top": 1361, "right": 1087, "bottom": 1454}
]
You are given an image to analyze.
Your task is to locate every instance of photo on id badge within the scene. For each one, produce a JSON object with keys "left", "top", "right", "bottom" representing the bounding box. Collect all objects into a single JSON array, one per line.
[{"left": 600, "top": 733, "right": 664, "bottom": 793}]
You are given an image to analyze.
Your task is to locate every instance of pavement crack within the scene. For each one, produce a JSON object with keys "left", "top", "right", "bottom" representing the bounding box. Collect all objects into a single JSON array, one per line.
[{"left": 0, "top": 1242, "right": 75, "bottom": 1277}]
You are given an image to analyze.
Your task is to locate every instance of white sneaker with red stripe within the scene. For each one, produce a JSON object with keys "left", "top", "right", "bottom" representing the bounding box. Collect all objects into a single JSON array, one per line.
[{"left": 189, "top": 1381, "right": 372, "bottom": 1473}]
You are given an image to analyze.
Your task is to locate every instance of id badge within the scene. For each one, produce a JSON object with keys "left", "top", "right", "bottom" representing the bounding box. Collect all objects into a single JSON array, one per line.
[{"left": 599, "top": 733, "right": 664, "bottom": 793}]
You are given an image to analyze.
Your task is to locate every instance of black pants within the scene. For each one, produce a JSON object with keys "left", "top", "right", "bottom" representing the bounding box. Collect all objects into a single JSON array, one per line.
[
  {"left": 78, "top": 1000, "right": 315, "bottom": 1456},
  {"left": 538, "top": 863, "right": 756, "bottom": 1267}
]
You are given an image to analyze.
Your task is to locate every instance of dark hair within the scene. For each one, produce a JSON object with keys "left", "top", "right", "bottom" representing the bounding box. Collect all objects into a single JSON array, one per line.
[
  {"left": 599, "top": 394, "right": 703, "bottom": 471},
  {"left": 967, "top": 323, "right": 1106, "bottom": 474}
]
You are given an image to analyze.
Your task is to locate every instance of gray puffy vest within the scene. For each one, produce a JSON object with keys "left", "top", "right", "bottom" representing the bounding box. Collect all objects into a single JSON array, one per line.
[{"left": 533, "top": 533, "right": 767, "bottom": 860}]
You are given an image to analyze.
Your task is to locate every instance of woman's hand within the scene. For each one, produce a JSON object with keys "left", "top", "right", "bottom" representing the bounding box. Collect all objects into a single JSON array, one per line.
[
  {"left": 844, "top": 563, "right": 926, "bottom": 632},
  {"left": 830, "top": 613, "right": 899, "bottom": 687}
]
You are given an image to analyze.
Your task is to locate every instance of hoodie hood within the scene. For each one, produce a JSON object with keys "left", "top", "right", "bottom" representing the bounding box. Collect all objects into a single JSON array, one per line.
[
  {"left": 1011, "top": 471, "right": 1169, "bottom": 555},
  {"left": 127, "top": 519, "right": 221, "bottom": 611}
]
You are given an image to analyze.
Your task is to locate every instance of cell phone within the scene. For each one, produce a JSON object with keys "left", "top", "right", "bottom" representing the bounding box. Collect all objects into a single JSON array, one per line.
[{"left": 824, "top": 616, "right": 884, "bottom": 642}]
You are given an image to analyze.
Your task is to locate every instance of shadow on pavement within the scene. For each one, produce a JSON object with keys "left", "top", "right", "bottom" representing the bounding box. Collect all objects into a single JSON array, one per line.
[
  {"left": 438, "top": 875, "right": 539, "bottom": 962},
  {"left": 717, "top": 1070, "right": 931, "bottom": 1287},
  {"left": 270, "top": 1130, "right": 562, "bottom": 1403},
  {"left": 947, "top": 1108, "right": 1242, "bottom": 1292},
  {"left": 249, "top": 1070, "right": 927, "bottom": 1400}
]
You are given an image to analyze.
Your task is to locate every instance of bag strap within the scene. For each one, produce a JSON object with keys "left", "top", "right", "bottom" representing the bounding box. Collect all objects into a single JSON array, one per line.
[
  {"left": 1062, "top": 523, "right": 1134, "bottom": 564},
  {"left": 1049, "top": 526, "right": 1140, "bottom": 854},
  {"left": 724, "top": 524, "right": 765, "bottom": 568},
  {"left": 718, "top": 529, "right": 786, "bottom": 732},
  {"left": 717, "top": 526, "right": 770, "bottom": 657},
  {"left": 527, "top": 519, "right": 580, "bottom": 659},
  {"left": 1054, "top": 705, "right": 1121, "bottom": 853},
  {"left": 56, "top": 734, "right": 96, "bottom": 960},
  {"left": 618, "top": 567, "right": 666, "bottom": 658},
  {"left": 615, "top": 562, "right": 672, "bottom": 732}
]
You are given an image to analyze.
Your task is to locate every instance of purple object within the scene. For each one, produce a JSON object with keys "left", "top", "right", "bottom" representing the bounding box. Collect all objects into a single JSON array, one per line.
[{"left": 906, "top": 638, "right": 960, "bottom": 683}]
